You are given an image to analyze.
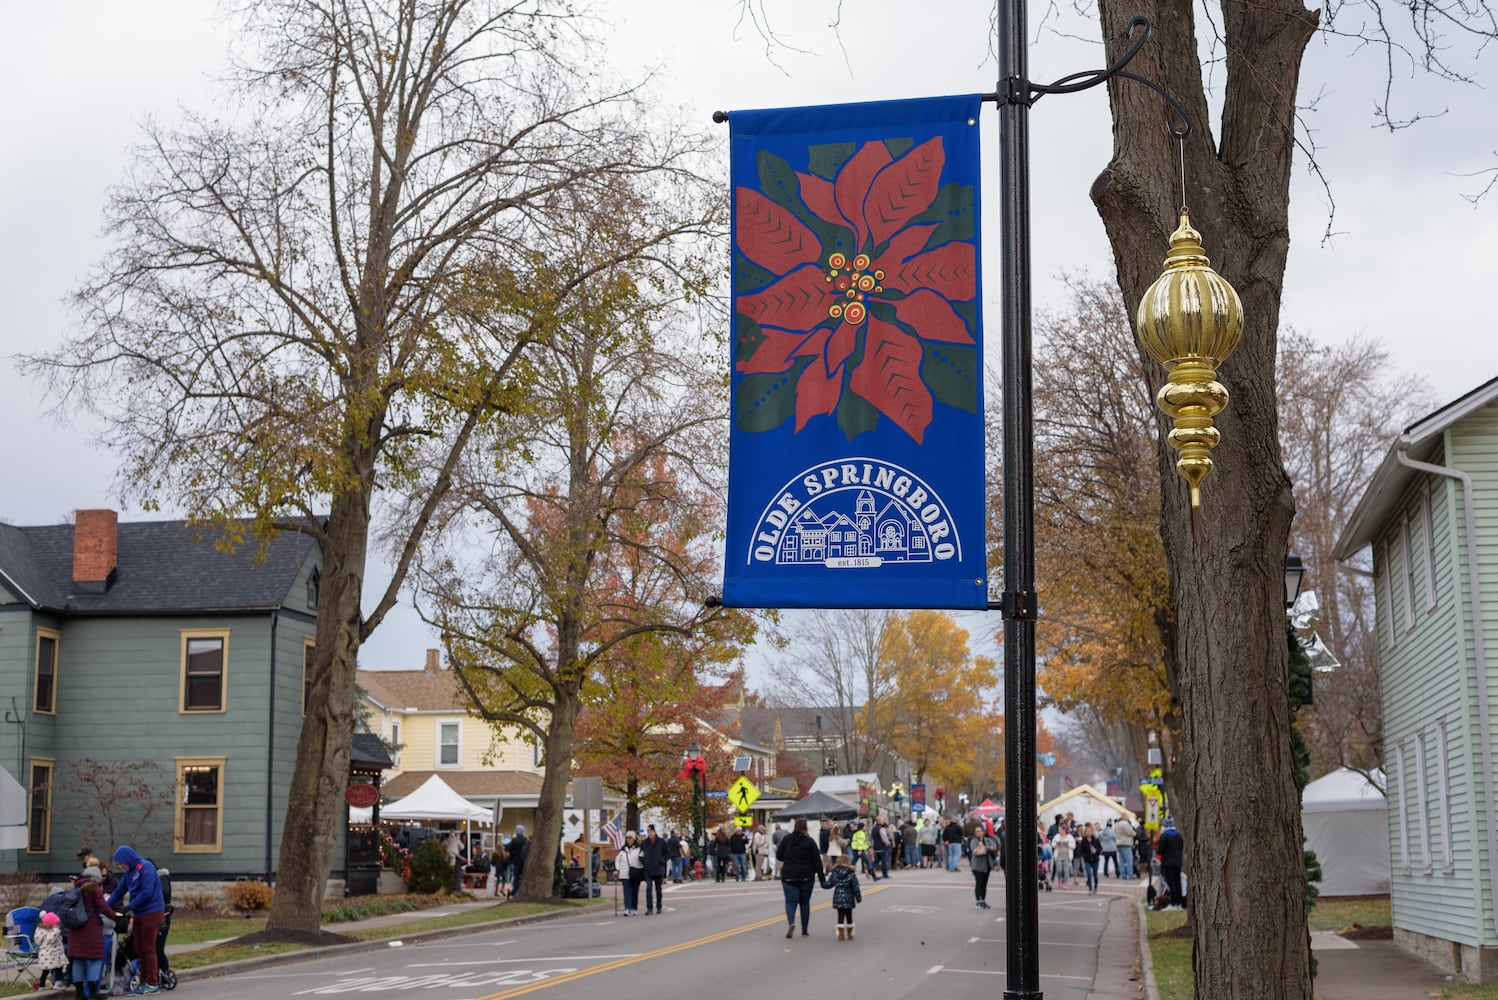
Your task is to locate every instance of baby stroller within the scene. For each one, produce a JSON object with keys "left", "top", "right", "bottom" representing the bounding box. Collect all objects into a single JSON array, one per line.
[{"left": 111, "top": 909, "right": 178, "bottom": 993}]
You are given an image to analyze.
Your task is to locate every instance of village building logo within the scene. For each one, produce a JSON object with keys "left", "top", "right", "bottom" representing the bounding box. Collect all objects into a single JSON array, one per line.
[{"left": 746, "top": 458, "right": 962, "bottom": 567}]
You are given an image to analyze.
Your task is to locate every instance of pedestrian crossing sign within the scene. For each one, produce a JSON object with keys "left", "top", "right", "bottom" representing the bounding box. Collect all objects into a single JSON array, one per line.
[{"left": 728, "top": 776, "right": 760, "bottom": 813}]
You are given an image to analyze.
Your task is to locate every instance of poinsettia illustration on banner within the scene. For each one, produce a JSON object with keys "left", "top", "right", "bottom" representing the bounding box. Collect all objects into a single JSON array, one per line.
[{"left": 734, "top": 137, "right": 977, "bottom": 444}]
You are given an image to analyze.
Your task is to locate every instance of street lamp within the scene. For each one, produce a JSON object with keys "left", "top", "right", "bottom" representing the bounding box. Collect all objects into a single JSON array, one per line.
[
  {"left": 686, "top": 743, "right": 705, "bottom": 872},
  {"left": 1285, "top": 553, "right": 1306, "bottom": 609}
]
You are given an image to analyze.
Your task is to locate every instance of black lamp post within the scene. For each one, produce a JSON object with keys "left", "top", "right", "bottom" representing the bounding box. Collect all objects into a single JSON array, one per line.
[{"left": 687, "top": 743, "right": 705, "bottom": 869}]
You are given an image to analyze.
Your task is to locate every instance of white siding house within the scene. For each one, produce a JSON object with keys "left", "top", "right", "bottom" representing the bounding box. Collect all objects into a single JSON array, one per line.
[{"left": 1335, "top": 377, "right": 1498, "bottom": 984}]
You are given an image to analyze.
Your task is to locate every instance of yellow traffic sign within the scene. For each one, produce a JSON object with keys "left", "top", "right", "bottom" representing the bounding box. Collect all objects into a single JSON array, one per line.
[
  {"left": 733, "top": 815, "right": 754, "bottom": 827},
  {"left": 728, "top": 776, "right": 761, "bottom": 813}
]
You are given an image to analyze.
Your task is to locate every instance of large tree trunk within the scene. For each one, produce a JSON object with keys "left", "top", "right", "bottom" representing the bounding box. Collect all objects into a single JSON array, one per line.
[
  {"left": 518, "top": 690, "right": 583, "bottom": 900},
  {"left": 263, "top": 487, "right": 371, "bottom": 939},
  {"left": 1090, "top": 1, "right": 1317, "bottom": 996}
]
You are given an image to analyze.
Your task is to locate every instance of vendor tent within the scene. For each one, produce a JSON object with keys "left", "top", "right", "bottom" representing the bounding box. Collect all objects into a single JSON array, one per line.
[
  {"left": 1302, "top": 767, "right": 1389, "bottom": 897},
  {"left": 379, "top": 774, "right": 491, "bottom": 822},
  {"left": 771, "top": 790, "right": 860, "bottom": 821},
  {"left": 970, "top": 798, "right": 1003, "bottom": 819}
]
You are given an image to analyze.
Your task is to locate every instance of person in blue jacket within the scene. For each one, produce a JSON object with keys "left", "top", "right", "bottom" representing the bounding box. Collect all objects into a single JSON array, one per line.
[{"left": 108, "top": 846, "right": 165, "bottom": 994}]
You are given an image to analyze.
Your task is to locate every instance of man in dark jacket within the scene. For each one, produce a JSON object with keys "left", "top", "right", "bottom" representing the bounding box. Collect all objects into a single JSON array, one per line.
[
  {"left": 506, "top": 826, "right": 529, "bottom": 898},
  {"left": 943, "top": 818, "right": 965, "bottom": 871},
  {"left": 1157, "top": 820, "right": 1186, "bottom": 908},
  {"left": 775, "top": 818, "right": 825, "bottom": 938},
  {"left": 641, "top": 825, "right": 670, "bottom": 915},
  {"left": 109, "top": 846, "right": 165, "bottom": 993}
]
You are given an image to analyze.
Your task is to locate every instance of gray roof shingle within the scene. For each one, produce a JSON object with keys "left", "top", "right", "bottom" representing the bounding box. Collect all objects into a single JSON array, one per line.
[{"left": 0, "top": 517, "right": 318, "bottom": 615}]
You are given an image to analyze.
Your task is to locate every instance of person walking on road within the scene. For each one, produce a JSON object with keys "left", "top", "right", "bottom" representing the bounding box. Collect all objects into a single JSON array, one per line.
[
  {"left": 772, "top": 823, "right": 788, "bottom": 879},
  {"left": 775, "top": 818, "right": 825, "bottom": 938},
  {"left": 819, "top": 854, "right": 863, "bottom": 940},
  {"left": 729, "top": 828, "right": 749, "bottom": 882},
  {"left": 1099, "top": 819, "right": 1119, "bottom": 878},
  {"left": 641, "top": 825, "right": 669, "bottom": 915},
  {"left": 713, "top": 829, "right": 733, "bottom": 882},
  {"left": 1114, "top": 817, "right": 1137, "bottom": 879},
  {"left": 1075, "top": 823, "right": 1102, "bottom": 895},
  {"left": 850, "top": 822, "right": 874, "bottom": 880},
  {"left": 506, "top": 825, "right": 529, "bottom": 898},
  {"left": 1051, "top": 824, "right": 1076, "bottom": 889},
  {"left": 619, "top": 831, "right": 645, "bottom": 916},
  {"left": 919, "top": 816, "right": 940, "bottom": 867},
  {"left": 942, "top": 817, "right": 965, "bottom": 872},
  {"left": 968, "top": 826, "right": 999, "bottom": 909}
]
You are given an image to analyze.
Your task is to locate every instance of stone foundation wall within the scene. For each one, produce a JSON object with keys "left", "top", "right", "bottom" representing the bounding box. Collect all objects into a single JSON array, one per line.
[{"left": 1395, "top": 926, "right": 1498, "bottom": 984}]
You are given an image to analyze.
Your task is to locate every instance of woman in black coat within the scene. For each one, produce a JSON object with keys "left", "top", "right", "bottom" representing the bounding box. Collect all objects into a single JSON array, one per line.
[{"left": 775, "top": 818, "right": 826, "bottom": 938}]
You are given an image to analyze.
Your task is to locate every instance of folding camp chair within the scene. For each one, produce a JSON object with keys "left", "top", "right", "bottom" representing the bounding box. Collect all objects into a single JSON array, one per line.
[{"left": 3, "top": 907, "right": 41, "bottom": 989}]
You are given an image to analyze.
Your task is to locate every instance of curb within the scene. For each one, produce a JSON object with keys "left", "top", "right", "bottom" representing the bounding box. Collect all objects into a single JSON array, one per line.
[
  {"left": 165, "top": 900, "right": 609, "bottom": 984},
  {"left": 1137, "top": 899, "right": 1160, "bottom": 1000}
]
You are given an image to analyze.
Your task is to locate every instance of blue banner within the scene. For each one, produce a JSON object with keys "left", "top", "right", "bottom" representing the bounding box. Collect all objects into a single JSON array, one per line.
[{"left": 723, "top": 95, "right": 987, "bottom": 609}]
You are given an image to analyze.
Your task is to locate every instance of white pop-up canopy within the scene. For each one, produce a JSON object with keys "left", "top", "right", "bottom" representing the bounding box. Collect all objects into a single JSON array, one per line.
[
  {"left": 1302, "top": 767, "right": 1389, "bottom": 896},
  {"left": 375, "top": 774, "right": 491, "bottom": 822}
]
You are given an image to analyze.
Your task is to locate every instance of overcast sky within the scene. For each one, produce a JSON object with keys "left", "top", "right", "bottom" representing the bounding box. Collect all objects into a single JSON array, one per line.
[{"left": 2, "top": 1, "right": 1494, "bottom": 673}]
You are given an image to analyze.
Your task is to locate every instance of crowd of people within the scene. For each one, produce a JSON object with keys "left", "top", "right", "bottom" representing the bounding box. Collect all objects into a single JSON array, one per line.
[{"left": 24, "top": 844, "right": 172, "bottom": 997}]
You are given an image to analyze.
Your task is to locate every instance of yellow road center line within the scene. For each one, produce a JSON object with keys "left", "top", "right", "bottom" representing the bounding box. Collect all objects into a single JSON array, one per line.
[{"left": 474, "top": 882, "right": 891, "bottom": 1000}]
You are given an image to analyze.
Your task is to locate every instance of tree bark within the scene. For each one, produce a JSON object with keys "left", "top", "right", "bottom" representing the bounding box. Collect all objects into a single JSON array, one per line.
[
  {"left": 264, "top": 486, "right": 371, "bottom": 939},
  {"left": 1090, "top": 1, "right": 1318, "bottom": 995},
  {"left": 517, "top": 690, "right": 582, "bottom": 900}
]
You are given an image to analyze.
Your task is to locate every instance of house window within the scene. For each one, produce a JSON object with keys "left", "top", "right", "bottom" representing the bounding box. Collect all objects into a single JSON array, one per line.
[
  {"left": 34, "top": 630, "right": 59, "bottom": 715},
  {"left": 1380, "top": 541, "right": 1396, "bottom": 649},
  {"left": 175, "top": 757, "right": 226, "bottom": 852},
  {"left": 1394, "top": 741, "right": 1410, "bottom": 874},
  {"left": 1435, "top": 718, "right": 1453, "bottom": 873},
  {"left": 1413, "top": 729, "right": 1431, "bottom": 874},
  {"left": 439, "top": 722, "right": 460, "bottom": 766},
  {"left": 27, "top": 759, "right": 53, "bottom": 854},
  {"left": 302, "top": 640, "right": 316, "bottom": 715},
  {"left": 1421, "top": 484, "right": 1438, "bottom": 609},
  {"left": 390, "top": 721, "right": 401, "bottom": 767},
  {"left": 1401, "top": 514, "right": 1417, "bottom": 632},
  {"left": 180, "top": 630, "right": 229, "bottom": 713},
  {"left": 306, "top": 566, "right": 320, "bottom": 610}
]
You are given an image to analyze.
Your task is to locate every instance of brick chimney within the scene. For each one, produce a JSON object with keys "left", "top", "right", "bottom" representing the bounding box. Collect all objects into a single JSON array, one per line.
[
  {"left": 73, "top": 509, "right": 119, "bottom": 593},
  {"left": 424, "top": 648, "right": 441, "bottom": 674}
]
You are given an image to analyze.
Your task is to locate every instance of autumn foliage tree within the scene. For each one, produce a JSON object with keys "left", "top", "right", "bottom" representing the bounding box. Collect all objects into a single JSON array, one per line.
[
  {"left": 419, "top": 182, "right": 745, "bottom": 899},
  {"left": 869, "top": 610, "right": 1000, "bottom": 791},
  {"left": 57, "top": 759, "right": 174, "bottom": 855},
  {"left": 24, "top": 0, "right": 717, "bottom": 938}
]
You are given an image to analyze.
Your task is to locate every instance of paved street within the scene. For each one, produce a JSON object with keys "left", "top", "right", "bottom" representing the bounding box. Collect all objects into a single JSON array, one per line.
[{"left": 191, "top": 868, "right": 1135, "bottom": 999}]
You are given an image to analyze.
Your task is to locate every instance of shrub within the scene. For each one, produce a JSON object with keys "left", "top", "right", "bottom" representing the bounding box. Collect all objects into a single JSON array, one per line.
[
  {"left": 404, "top": 838, "right": 455, "bottom": 895},
  {"left": 177, "top": 892, "right": 220, "bottom": 913},
  {"left": 0, "top": 871, "right": 41, "bottom": 912},
  {"left": 225, "top": 880, "right": 275, "bottom": 912}
]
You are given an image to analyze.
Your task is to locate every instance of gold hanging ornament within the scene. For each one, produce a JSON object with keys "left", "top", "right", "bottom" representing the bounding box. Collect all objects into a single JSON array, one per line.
[{"left": 1135, "top": 212, "right": 1244, "bottom": 508}]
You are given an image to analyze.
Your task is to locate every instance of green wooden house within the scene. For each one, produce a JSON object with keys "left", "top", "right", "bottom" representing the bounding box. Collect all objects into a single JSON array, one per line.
[
  {"left": 1335, "top": 377, "right": 1498, "bottom": 984},
  {"left": 0, "top": 509, "right": 324, "bottom": 882}
]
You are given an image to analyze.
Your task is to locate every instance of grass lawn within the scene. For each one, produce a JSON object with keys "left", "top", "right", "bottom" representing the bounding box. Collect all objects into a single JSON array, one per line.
[
  {"left": 1145, "top": 908, "right": 1193, "bottom": 1000},
  {"left": 1307, "top": 895, "right": 1392, "bottom": 933}
]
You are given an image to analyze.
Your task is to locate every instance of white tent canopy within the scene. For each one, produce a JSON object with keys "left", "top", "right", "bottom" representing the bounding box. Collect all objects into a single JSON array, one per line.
[
  {"left": 1302, "top": 767, "right": 1389, "bottom": 897},
  {"left": 376, "top": 774, "right": 491, "bottom": 822}
]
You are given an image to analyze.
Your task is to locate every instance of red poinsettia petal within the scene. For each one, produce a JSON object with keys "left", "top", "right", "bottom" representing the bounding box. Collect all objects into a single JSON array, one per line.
[
  {"left": 893, "top": 288, "right": 975, "bottom": 344},
  {"left": 825, "top": 323, "right": 856, "bottom": 375},
  {"left": 736, "top": 187, "right": 822, "bottom": 275},
  {"left": 849, "top": 317, "right": 933, "bottom": 444},
  {"left": 738, "top": 327, "right": 817, "bottom": 374},
  {"left": 874, "top": 223, "right": 940, "bottom": 272},
  {"left": 737, "top": 266, "right": 834, "bottom": 331},
  {"left": 794, "top": 328, "right": 832, "bottom": 359},
  {"left": 865, "top": 137, "right": 945, "bottom": 248},
  {"left": 797, "top": 172, "right": 850, "bottom": 233},
  {"left": 882, "top": 241, "right": 976, "bottom": 302},
  {"left": 834, "top": 142, "right": 893, "bottom": 250},
  {"left": 794, "top": 357, "right": 843, "bottom": 432}
]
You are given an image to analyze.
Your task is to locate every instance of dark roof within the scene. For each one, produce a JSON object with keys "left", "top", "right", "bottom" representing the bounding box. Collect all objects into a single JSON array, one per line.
[
  {"left": 351, "top": 732, "right": 396, "bottom": 770},
  {"left": 739, "top": 705, "right": 856, "bottom": 745},
  {"left": 0, "top": 517, "right": 318, "bottom": 615}
]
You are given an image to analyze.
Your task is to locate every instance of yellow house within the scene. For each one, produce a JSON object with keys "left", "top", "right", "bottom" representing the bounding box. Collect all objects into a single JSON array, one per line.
[{"left": 357, "top": 650, "right": 544, "bottom": 839}]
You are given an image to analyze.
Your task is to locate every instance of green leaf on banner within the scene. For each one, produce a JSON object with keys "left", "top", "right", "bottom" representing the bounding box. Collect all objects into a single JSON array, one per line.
[
  {"left": 807, "top": 142, "right": 856, "bottom": 182},
  {"left": 922, "top": 342, "right": 980, "bottom": 413},
  {"left": 736, "top": 365, "right": 805, "bottom": 433}
]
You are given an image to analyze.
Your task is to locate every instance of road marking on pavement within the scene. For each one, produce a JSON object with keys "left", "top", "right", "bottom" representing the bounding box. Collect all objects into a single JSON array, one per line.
[
  {"left": 407, "top": 955, "right": 638, "bottom": 967},
  {"left": 936, "top": 968, "right": 1094, "bottom": 982},
  {"left": 471, "top": 883, "right": 892, "bottom": 1000},
  {"left": 926, "top": 965, "right": 944, "bottom": 975}
]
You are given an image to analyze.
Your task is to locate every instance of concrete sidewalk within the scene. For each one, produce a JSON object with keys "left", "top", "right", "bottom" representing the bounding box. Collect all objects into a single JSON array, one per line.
[{"left": 1132, "top": 905, "right": 1457, "bottom": 1000}]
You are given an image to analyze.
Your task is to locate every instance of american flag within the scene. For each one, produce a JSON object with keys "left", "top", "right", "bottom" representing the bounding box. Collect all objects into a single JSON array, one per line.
[{"left": 601, "top": 815, "right": 624, "bottom": 849}]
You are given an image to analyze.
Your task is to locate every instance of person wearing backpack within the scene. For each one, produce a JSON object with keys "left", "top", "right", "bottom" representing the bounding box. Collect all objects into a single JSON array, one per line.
[
  {"left": 67, "top": 865, "right": 117, "bottom": 999},
  {"left": 107, "top": 846, "right": 164, "bottom": 994}
]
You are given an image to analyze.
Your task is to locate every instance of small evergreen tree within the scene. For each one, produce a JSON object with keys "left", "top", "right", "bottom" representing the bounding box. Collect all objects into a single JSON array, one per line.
[{"left": 405, "top": 839, "right": 454, "bottom": 895}]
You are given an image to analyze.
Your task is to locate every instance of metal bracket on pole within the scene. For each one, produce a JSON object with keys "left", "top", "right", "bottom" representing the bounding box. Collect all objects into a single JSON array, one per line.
[{"left": 1000, "top": 590, "right": 1039, "bottom": 620}]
